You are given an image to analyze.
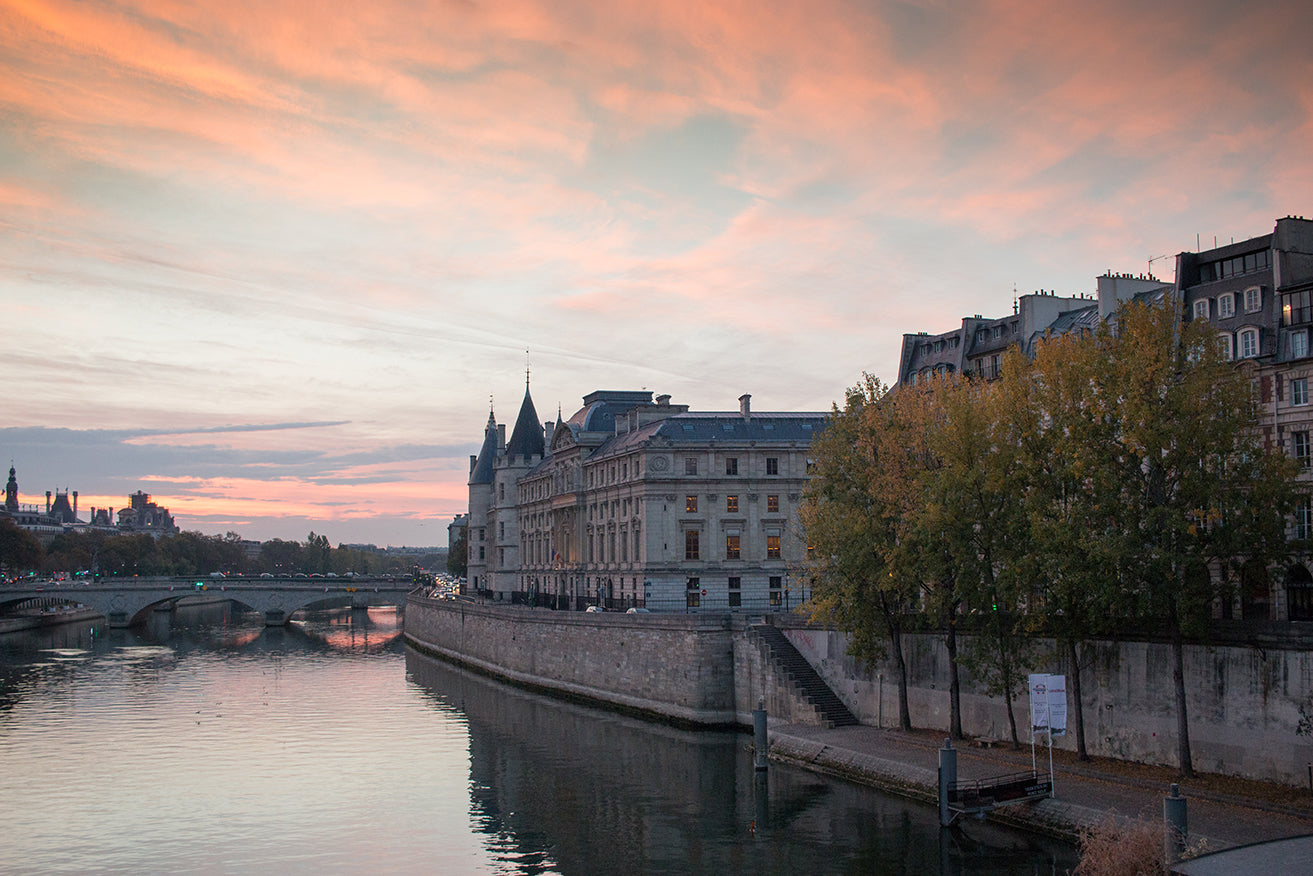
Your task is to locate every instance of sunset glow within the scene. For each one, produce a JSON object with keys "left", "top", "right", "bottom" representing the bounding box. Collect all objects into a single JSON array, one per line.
[{"left": 3, "top": 0, "right": 1310, "bottom": 544}]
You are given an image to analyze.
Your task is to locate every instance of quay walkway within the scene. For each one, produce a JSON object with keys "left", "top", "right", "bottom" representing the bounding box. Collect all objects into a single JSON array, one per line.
[{"left": 769, "top": 721, "right": 1313, "bottom": 858}]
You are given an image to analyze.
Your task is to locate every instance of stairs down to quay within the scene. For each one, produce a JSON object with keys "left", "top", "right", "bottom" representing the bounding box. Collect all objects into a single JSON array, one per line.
[{"left": 750, "top": 623, "right": 859, "bottom": 728}]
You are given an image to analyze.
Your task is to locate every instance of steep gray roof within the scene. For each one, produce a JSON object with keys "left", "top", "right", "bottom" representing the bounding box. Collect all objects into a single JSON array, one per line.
[
  {"left": 505, "top": 383, "right": 545, "bottom": 461},
  {"left": 468, "top": 411, "right": 498, "bottom": 485}
]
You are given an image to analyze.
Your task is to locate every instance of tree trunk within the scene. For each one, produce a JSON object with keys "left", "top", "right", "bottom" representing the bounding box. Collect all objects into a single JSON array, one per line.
[
  {"left": 1172, "top": 621, "right": 1194, "bottom": 778},
  {"left": 890, "top": 623, "right": 912, "bottom": 731},
  {"left": 1067, "top": 638, "right": 1088, "bottom": 761},
  {"left": 946, "top": 613, "right": 963, "bottom": 739}
]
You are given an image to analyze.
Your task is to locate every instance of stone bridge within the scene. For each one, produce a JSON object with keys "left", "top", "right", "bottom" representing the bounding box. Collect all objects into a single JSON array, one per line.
[{"left": 0, "top": 576, "right": 417, "bottom": 627}]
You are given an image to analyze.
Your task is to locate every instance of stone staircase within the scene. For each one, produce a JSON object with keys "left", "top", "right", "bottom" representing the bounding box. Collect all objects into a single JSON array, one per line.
[{"left": 750, "top": 623, "right": 859, "bottom": 727}]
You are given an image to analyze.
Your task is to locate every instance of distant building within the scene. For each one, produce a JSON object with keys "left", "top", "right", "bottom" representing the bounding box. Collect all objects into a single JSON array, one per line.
[
  {"left": 467, "top": 383, "right": 825, "bottom": 611},
  {"left": 115, "top": 491, "right": 179, "bottom": 536}
]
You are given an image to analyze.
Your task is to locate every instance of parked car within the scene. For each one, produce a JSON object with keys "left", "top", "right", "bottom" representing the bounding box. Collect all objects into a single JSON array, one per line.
[
  {"left": 585, "top": 605, "right": 605, "bottom": 613},
  {"left": 626, "top": 608, "right": 650, "bottom": 614}
]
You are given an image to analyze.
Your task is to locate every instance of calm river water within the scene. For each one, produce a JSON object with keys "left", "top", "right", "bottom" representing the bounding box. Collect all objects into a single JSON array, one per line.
[{"left": 0, "top": 602, "right": 1077, "bottom": 875}]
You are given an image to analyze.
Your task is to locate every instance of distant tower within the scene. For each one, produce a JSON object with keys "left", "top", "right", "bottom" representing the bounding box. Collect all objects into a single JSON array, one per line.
[{"left": 5, "top": 466, "right": 17, "bottom": 511}]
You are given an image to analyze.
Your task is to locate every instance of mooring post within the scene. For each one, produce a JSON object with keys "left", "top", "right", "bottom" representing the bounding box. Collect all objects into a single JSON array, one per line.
[
  {"left": 753, "top": 698, "right": 768, "bottom": 771},
  {"left": 938, "top": 738, "right": 957, "bottom": 827},
  {"left": 1163, "top": 782, "right": 1188, "bottom": 866}
]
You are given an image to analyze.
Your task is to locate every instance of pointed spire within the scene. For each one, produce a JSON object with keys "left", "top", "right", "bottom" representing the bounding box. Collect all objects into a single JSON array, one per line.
[
  {"left": 506, "top": 374, "right": 545, "bottom": 461},
  {"left": 469, "top": 406, "right": 499, "bottom": 485}
]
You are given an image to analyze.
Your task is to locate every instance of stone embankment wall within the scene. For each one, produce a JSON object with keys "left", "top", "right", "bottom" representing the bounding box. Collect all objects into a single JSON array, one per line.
[
  {"left": 782, "top": 622, "right": 1313, "bottom": 786},
  {"left": 404, "top": 596, "right": 822, "bottom": 728}
]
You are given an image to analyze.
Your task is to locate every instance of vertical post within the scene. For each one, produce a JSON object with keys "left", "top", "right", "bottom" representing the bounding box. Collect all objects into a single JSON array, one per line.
[
  {"left": 753, "top": 698, "right": 768, "bottom": 771},
  {"left": 1163, "top": 783, "right": 1188, "bottom": 866},
  {"left": 939, "top": 738, "right": 957, "bottom": 827}
]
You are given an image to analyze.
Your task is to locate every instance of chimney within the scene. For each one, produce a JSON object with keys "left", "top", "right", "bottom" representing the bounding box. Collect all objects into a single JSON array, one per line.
[
  {"left": 544, "top": 421, "right": 555, "bottom": 447},
  {"left": 656, "top": 394, "right": 671, "bottom": 406},
  {"left": 46, "top": 491, "right": 51, "bottom": 512},
  {"left": 497, "top": 424, "right": 506, "bottom": 450},
  {"left": 470, "top": 455, "right": 478, "bottom": 475},
  {"left": 73, "top": 491, "right": 78, "bottom": 517},
  {"left": 739, "top": 394, "right": 751, "bottom": 419}
]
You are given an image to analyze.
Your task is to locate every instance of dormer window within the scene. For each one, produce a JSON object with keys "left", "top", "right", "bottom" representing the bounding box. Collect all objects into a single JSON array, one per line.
[
  {"left": 1217, "top": 293, "right": 1235, "bottom": 319},
  {"left": 1193, "top": 299, "right": 1209, "bottom": 320},
  {"left": 1244, "top": 286, "right": 1262, "bottom": 313}
]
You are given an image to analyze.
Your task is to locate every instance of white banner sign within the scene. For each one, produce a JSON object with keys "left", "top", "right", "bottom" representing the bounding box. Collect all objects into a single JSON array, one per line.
[{"left": 1029, "top": 673, "right": 1067, "bottom": 735}]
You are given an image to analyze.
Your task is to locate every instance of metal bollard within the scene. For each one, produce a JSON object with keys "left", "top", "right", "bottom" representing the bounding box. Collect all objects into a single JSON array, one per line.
[
  {"left": 939, "top": 738, "right": 957, "bottom": 827},
  {"left": 1163, "top": 782, "right": 1188, "bottom": 865},
  {"left": 753, "top": 698, "right": 768, "bottom": 771}
]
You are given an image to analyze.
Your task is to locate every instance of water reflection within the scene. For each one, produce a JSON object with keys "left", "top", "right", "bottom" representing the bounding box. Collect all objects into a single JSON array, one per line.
[{"left": 405, "top": 647, "right": 1077, "bottom": 875}]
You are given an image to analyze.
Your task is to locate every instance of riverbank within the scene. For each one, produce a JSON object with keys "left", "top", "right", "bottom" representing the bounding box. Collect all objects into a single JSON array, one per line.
[
  {"left": 768, "top": 721, "right": 1313, "bottom": 851},
  {"left": 0, "top": 605, "right": 101, "bottom": 635}
]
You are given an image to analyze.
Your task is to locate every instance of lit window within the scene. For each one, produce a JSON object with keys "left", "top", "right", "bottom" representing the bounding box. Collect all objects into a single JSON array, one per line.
[
  {"left": 1293, "top": 378, "right": 1309, "bottom": 406},
  {"left": 1193, "top": 299, "right": 1209, "bottom": 320},
  {"left": 1218, "top": 294, "right": 1235, "bottom": 319},
  {"left": 766, "top": 457, "right": 779, "bottom": 476},
  {"left": 767, "top": 495, "right": 779, "bottom": 513},
  {"left": 1245, "top": 287, "right": 1262, "bottom": 313},
  {"left": 685, "top": 530, "right": 700, "bottom": 560},
  {"left": 726, "top": 535, "right": 740, "bottom": 560},
  {"left": 725, "top": 457, "right": 739, "bottom": 475},
  {"left": 766, "top": 535, "right": 781, "bottom": 559},
  {"left": 1239, "top": 328, "right": 1259, "bottom": 358},
  {"left": 726, "top": 495, "right": 738, "bottom": 513},
  {"left": 686, "top": 495, "right": 698, "bottom": 513}
]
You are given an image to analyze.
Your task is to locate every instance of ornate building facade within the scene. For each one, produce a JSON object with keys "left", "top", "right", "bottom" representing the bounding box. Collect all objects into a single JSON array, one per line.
[{"left": 467, "top": 386, "right": 825, "bottom": 611}]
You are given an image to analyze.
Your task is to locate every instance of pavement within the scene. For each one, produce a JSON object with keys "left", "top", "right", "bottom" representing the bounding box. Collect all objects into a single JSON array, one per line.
[{"left": 768, "top": 721, "right": 1313, "bottom": 852}]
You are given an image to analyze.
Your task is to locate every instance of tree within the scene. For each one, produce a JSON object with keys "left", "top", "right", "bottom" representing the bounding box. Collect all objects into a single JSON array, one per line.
[
  {"left": 1095, "top": 296, "right": 1298, "bottom": 776},
  {"left": 921, "top": 373, "right": 1033, "bottom": 747},
  {"left": 448, "top": 530, "right": 468, "bottom": 578},
  {"left": 0, "top": 518, "right": 43, "bottom": 576},
  {"left": 995, "top": 336, "right": 1122, "bottom": 759},
  {"left": 801, "top": 375, "right": 920, "bottom": 730}
]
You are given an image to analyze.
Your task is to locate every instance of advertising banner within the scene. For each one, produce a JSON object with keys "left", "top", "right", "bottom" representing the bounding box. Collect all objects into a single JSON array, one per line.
[{"left": 1029, "top": 673, "right": 1067, "bottom": 735}]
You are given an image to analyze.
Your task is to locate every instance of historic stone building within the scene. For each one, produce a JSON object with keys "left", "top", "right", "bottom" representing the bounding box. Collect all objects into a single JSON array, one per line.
[
  {"left": 1178, "top": 215, "right": 1313, "bottom": 620},
  {"left": 466, "top": 386, "right": 825, "bottom": 611}
]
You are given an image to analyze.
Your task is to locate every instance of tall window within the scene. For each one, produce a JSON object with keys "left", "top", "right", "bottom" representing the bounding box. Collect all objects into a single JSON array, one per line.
[
  {"left": 767, "top": 495, "right": 779, "bottom": 513},
  {"left": 685, "top": 530, "right": 700, "bottom": 560},
  {"left": 1238, "top": 328, "right": 1259, "bottom": 358},
  {"left": 1295, "top": 432, "right": 1311, "bottom": 469},
  {"left": 1294, "top": 331, "right": 1310, "bottom": 359},
  {"left": 766, "top": 457, "right": 779, "bottom": 476},
  {"left": 1193, "top": 299, "right": 1209, "bottom": 320},
  {"left": 725, "top": 535, "right": 740, "bottom": 560},
  {"left": 728, "top": 576, "right": 741, "bottom": 608},
  {"left": 685, "top": 495, "right": 698, "bottom": 513},
  {"left": 1245, "top": 286, "right": 1262, "bottom": 313},
  {"left": 725, "top": 457, "right": 739, "bottom": 475},
  {"left": 1218, "top": 334, "right": 1233, "bottom": 360},
  {"left": 685, "top": 457, "right": 698, "bottom": 475},
  {"left": 1294, "top": 378, "right": 1309, "bottom": 406},
  {"left": 1297, "top": 502, "right": 1313, "bottom": 542},
  {"left": 1218, "top": 294, "right": 1235, "bottom": 318},
  {"left": 726, "top": 495, "right": 738, "bottom": 513},
  {"left": 766, "top": 535, "right": 781, "bottom": 559}
]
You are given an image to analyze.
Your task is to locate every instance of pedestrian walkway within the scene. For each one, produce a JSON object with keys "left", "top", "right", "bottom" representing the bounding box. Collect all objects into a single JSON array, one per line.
[{"left": 768, "top": 722, "right": 1313, "bottom": 852}]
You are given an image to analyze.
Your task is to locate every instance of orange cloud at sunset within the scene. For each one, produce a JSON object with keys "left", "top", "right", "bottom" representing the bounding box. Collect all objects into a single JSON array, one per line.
[{"left": 3, "top": 0, "right": 1310, "bottom": 543}]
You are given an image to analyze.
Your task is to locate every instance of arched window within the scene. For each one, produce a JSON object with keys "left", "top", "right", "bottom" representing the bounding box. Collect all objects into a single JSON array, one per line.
[{"left": 1288, "top": 564, "right": 1313, "bottom": 622}]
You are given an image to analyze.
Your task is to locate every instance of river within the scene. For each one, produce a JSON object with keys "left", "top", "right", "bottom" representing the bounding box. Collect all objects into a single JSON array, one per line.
[{"left": 0, "top": 602, "right": 1077, "bottom": 874}]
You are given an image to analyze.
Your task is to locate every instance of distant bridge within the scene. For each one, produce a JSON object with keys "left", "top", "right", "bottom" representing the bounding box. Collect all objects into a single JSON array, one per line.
[{"left": 0, "top": 576, "right": 417, "bottom": 627}]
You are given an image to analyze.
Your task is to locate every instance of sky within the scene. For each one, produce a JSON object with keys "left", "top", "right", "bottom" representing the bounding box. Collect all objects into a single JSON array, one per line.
[{"left": 3, "top": 0, "right": 1311, "bottom": 547}]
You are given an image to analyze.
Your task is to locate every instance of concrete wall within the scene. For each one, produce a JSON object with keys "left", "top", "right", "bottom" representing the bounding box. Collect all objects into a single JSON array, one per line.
[
  {"left": 783, "top": 624, "right": 1313, "bottom": 787},
  {"left": 404, "top": 596, "right": 825, "bottom": 729}
]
